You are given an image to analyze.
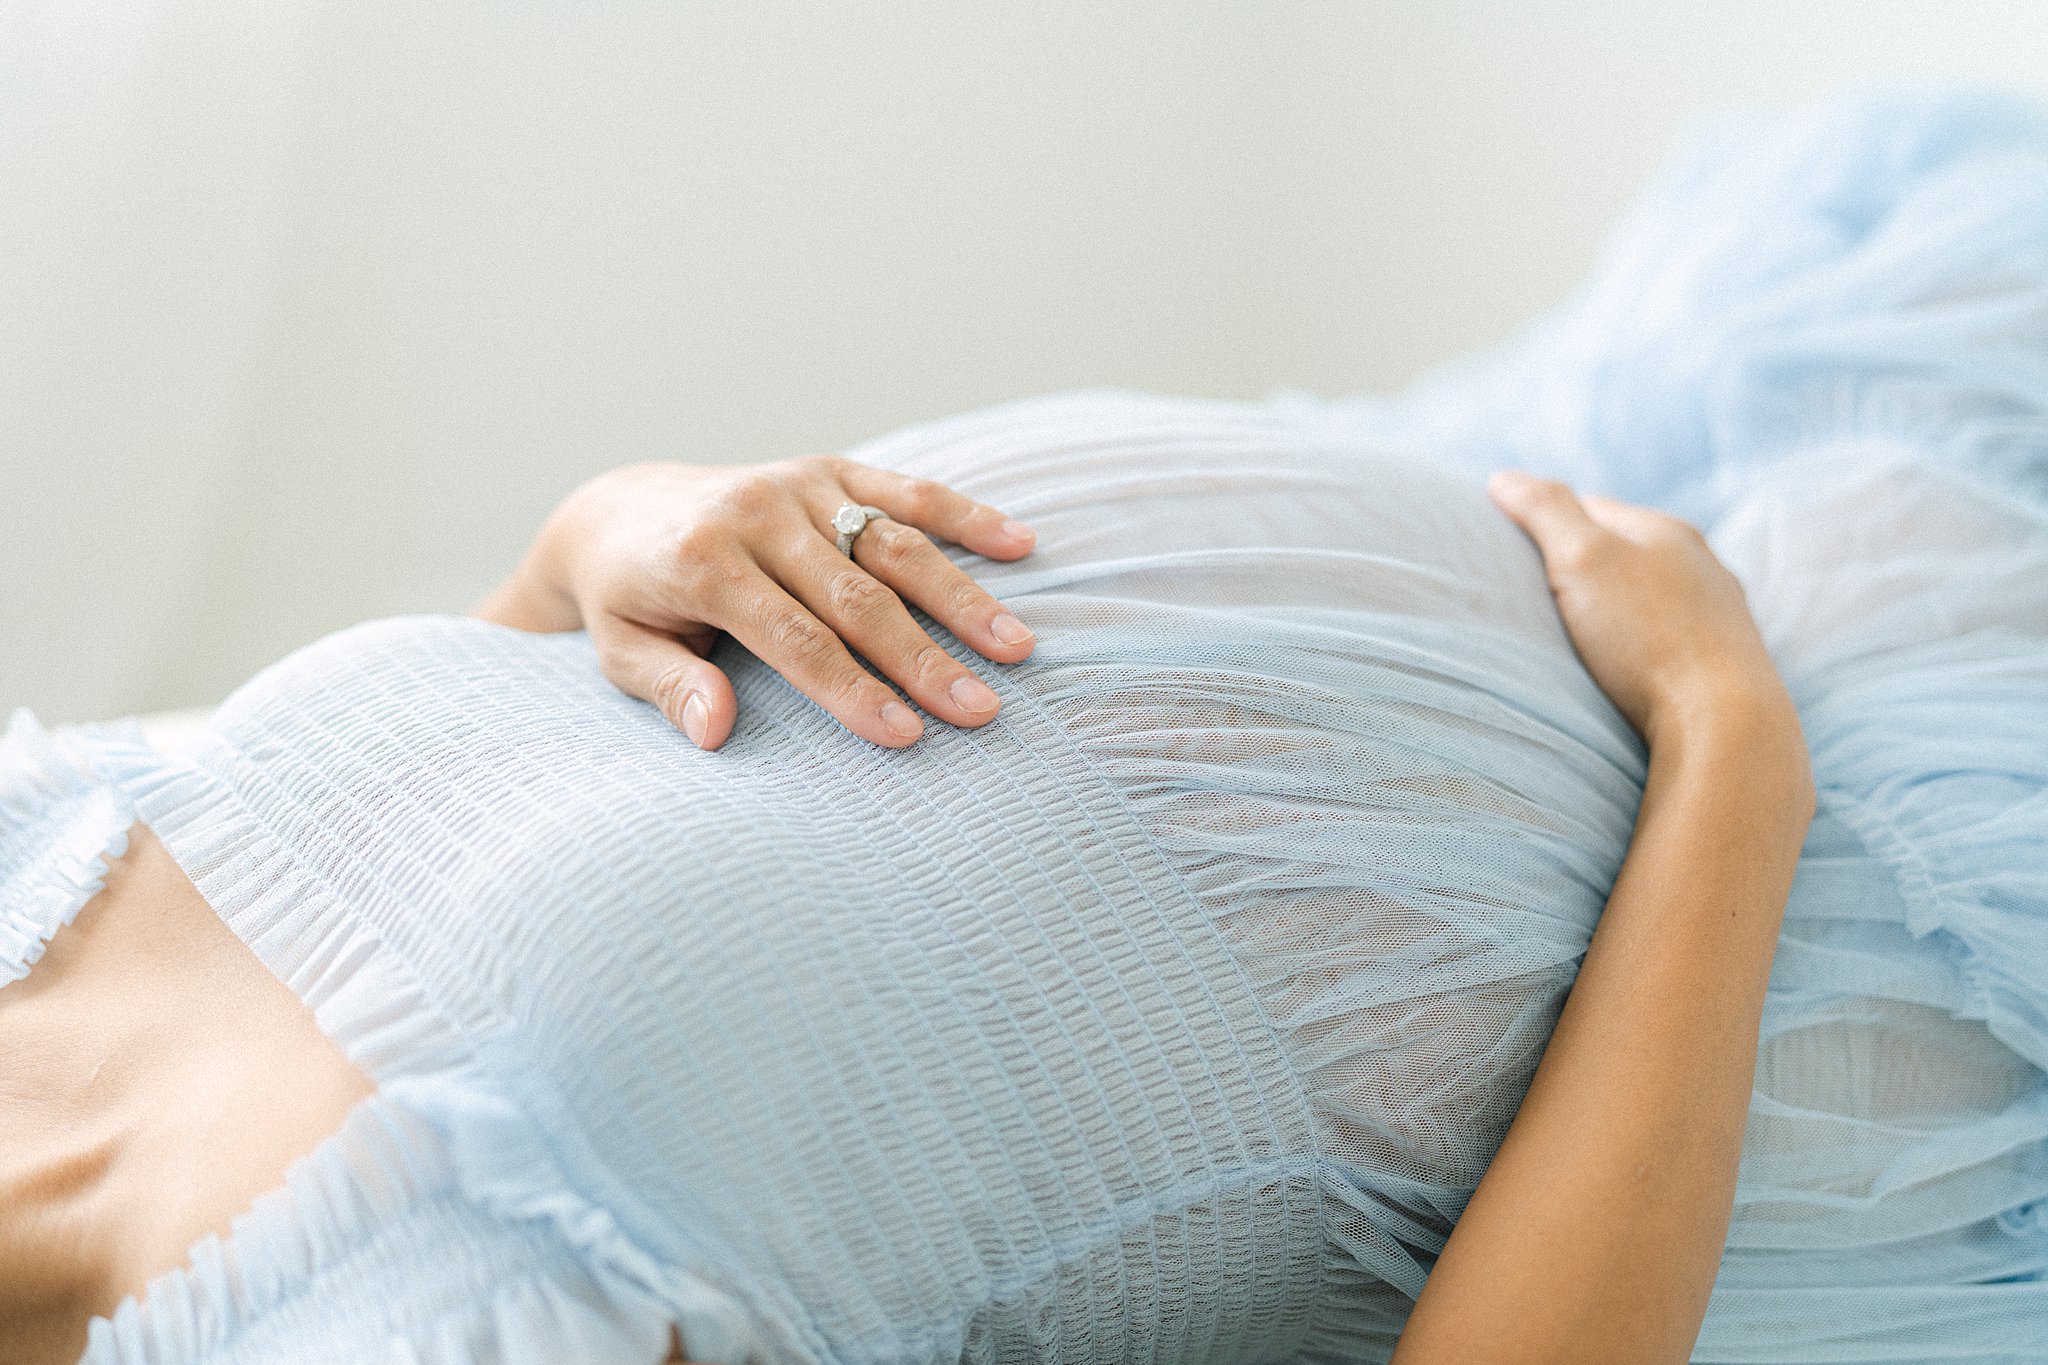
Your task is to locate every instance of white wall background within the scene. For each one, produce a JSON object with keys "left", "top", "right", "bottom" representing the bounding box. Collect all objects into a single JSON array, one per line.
[{"left": 5, "top": 0, "right": 2047, "bottom": 722}]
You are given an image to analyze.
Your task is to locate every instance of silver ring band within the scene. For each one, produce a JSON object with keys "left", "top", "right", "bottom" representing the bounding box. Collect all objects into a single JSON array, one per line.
[{"left": 832, "top": 502, "right": 889, "bottom": 556}]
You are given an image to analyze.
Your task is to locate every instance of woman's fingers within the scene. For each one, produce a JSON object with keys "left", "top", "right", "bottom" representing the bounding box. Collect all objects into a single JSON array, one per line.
[
  {"left": 852, "top": 518, "right": 1035, "bottom": 663},
  {"left": 774, "top": 534, "right": 1006, "bottom": 730},
  {"left": 507, "top": 457, "right": 1041, "bottom": 749},
  {"left": 1487, "top": 470, "right": 1606, "bottom": 566},
  {"left": 587, "top": 615, "right": 739, "bottom": 751},
  {"left": 713, "top": 571, "right": 930, "bottom": 748},
  {"left": 1579, "top": 490, "right": 1697, "bottom": 545},
  {"left": 1482, "top": 469, "right": 1796, "bottom": 748},
  {"left": 837, "top": 463, "right": 1036, "bottom": 561}
]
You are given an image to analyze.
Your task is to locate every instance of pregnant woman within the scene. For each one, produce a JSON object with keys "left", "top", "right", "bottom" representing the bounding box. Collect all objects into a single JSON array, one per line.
[{"left": 5, "top": 87, "right": 2047, "bottom": 1364}]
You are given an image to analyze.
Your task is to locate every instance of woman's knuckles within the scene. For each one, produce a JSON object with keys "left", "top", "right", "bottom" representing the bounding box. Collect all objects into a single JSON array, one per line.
[
  {"left": 905, "top": 642, "right": 964, "bottom": 690},
  {"left": 672, "top": 558, "right": 751, "bottom": 619},
  {"left": 892, "top": 478, "right": 948, "bottom": 526},
  {"left": 764, "top": 608, "right": 836, "bottom": 665},
  {"left": 862, "top": 522, "right": 925, "bottom": 573},
  {"left": 780, "top": 452, "right": 840, "bottom": 481},
  {"left": 712, "top": 478, "right": 784, "bottom": 527},
  {"left": 944, "top": 577, "right": 997, "bottom": 625},
  {"left": 822, "top": 567, "right": 895, "bottom": 623},
  {"left": 647, "top": 660, "right": 702, "bottom": 723}
]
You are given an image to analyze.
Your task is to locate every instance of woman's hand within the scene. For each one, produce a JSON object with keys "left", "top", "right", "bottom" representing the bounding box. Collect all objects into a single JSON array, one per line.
[
  {"left": 475, "top": 457, "right": 1038, "bottom": 751},
  {"left": 1486, "top": 470, "right": 1802, "bottom": 760}
]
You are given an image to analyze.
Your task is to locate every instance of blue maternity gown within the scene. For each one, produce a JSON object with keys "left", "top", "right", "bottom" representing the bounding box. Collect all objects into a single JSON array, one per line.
[{"left": 1, "top": 86, "right": 2044, "bottom": 1364}]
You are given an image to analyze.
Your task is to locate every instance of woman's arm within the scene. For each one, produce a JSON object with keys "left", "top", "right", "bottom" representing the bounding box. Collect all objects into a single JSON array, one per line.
[
  {"left": 475, "top": 457, "right": 1037, "bottom": 750},
  {"left": 1390, "top": 473, "right": 1816, "bottom": 1365}
]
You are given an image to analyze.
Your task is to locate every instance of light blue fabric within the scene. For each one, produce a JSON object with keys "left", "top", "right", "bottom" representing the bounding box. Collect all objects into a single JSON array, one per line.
[{"left": 0, "top": 85, "right": 2042, "bottom": 1364}]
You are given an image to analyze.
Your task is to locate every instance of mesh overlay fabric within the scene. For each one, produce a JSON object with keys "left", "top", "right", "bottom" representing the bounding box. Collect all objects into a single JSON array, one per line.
[{"left": 0, "top": 85, "right": 2040, "bottom": 1364}]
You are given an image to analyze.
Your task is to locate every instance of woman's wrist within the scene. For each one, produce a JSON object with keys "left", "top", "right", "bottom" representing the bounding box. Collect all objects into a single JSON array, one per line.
[
  {"left": 1644, "top": 678, "right": 1816, "bottom": 832},
  {"left": 1645, "top": 664, "right": 1793, "bottom": 748}
]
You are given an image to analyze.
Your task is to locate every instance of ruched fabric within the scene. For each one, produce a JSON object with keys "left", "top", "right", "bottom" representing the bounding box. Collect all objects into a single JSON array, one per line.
[{"left": 0, "top": 85, "right": 2039, "bottom": 1364}]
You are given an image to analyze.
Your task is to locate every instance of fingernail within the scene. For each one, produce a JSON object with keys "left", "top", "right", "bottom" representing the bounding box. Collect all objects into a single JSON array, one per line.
[
  {"left": 881, "top": 700, "right": 923, "bottom": 740},
  {"left": 989, "top": 612, "right": 1033, "bottom": 645},
  {"left": 680, "top": 691, "right": 710, "bottom": 747},
  {"left": 949, "top": 674, "right": 999, "bottom": 714},
  {"left": 999, "top": 518, "right": 1035, "bottom": 544}
]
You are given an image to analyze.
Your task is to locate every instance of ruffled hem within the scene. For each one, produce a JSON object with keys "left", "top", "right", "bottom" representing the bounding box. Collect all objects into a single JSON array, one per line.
[
  {"left": 1800, "top": 642, "right": 2048, "bottom": 1077},
  {"left": 76, "top": 727, "right": 782, "bottom": 1365},
  {"left": 83, "top": 1087, "right": 701, "bottom": 1365},
  {"left": 0, "top": 708, "right": 134, "bottom": 986}
]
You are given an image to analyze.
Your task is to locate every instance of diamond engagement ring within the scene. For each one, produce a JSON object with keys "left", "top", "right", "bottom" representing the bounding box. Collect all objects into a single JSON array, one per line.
[{"left": 832, "top": 502, "right": 889, "bottom": 556}]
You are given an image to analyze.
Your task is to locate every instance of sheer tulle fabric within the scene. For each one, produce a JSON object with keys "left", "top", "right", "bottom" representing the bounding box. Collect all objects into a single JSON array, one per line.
[
  {"left": 1317, "top": 84, "right": 2048, "bottom": 1358},
  {"left": 0, "top": 85, "right": 2038, "bottom": 1363}
]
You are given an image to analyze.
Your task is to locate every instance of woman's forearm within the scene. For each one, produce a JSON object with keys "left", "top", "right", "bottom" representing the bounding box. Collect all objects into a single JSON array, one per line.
[{"left": 1390, "top": 694, "right": 1814, "bottom": 1365}]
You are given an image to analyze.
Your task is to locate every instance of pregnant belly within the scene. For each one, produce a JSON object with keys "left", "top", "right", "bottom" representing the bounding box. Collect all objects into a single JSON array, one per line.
[{"left": 136, "top": 390, "right": 1646, "bottom": 1360}]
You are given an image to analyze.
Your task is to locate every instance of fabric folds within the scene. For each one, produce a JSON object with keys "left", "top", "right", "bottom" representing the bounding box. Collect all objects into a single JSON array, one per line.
[{"left": 0, "top": 83, "right": 2043, "bottom": 1365}]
